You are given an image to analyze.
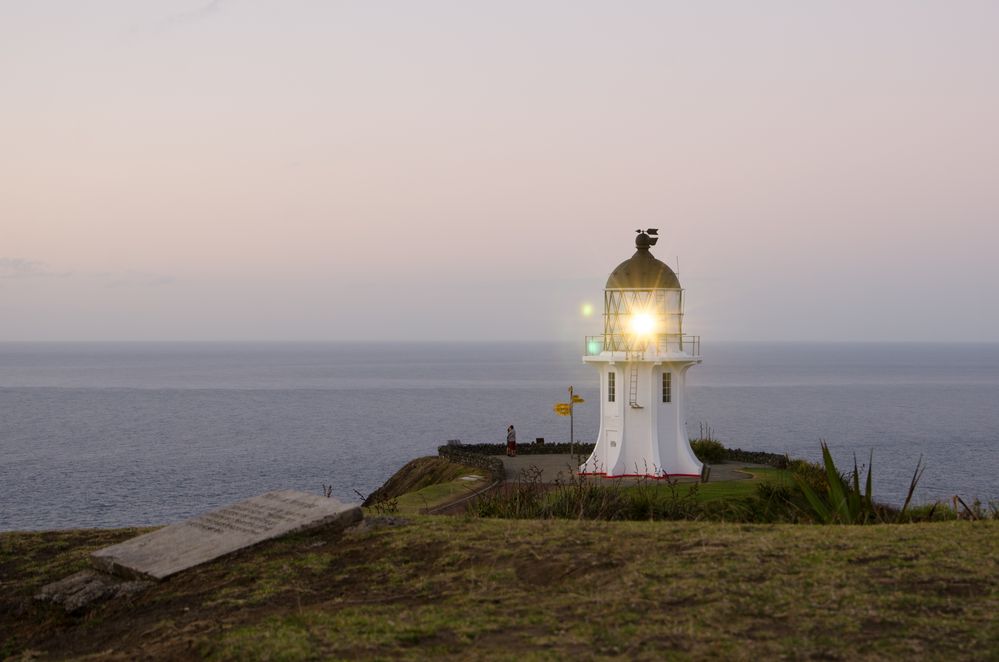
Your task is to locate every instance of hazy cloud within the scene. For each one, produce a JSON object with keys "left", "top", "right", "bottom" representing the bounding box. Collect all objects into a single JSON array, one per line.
[
  {"left": 0, "top": 258, "right": 68, "bottom": 279},
  {"left": 101, "top": 271, "right": 176, "bottom": 288},
  {"left": 5, "top": 3, "right": 999, "bottom": 341},
  {"left": 137, "top": 0, "right": 225, "bottom": 34},
  {"left": 0, "top": 258, "right": 172, "bottom": 287}
]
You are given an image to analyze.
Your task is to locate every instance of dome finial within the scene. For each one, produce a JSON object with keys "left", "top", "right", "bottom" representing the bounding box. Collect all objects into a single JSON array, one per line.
[
  {"left": 635, "top": 228, "right": 659, "bottom": 250},
  {"left": 607, "top": 228, "right": 678, "bottom": 289}
]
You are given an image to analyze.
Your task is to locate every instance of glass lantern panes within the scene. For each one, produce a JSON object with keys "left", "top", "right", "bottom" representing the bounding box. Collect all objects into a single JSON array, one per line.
[{"left": 602, "top": 288, "right": 685, "bottom": 353}]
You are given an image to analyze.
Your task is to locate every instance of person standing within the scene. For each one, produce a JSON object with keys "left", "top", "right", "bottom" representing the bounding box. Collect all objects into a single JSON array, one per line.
[{"left": 506, "top": 425, "right": 517, "bottom": 457}]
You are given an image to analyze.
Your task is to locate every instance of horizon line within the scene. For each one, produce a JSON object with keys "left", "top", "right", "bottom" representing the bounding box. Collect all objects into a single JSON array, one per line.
[{"left": 2, "top": 339, "right": 999, "bottom": 345}]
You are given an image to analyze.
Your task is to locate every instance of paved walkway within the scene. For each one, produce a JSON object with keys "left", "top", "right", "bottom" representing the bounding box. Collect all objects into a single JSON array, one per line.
[{"left": 494, "top": 454, "right": 765, "bottom": 484}]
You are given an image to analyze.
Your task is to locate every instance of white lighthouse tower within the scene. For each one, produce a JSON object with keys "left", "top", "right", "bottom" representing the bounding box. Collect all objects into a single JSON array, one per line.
[{"left": 580, "top": 229, "right": 703, "bottom": 479}]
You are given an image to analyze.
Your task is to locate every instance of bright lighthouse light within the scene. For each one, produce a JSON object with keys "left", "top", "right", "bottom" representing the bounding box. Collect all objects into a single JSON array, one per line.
[{"left": 629, "top": 313, "right": 656, "bottom": 336}]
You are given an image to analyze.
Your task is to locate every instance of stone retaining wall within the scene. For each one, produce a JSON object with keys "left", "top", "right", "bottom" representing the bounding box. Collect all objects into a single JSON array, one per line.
[
  {"left": 437, "top": 442, "right": 596, "bottom": 457},
  {"left": 439, "top": 442, "right": 789, "bottom": 468},
  {"left": 437, "top": 447, "right": 506, "bottom": 482}
]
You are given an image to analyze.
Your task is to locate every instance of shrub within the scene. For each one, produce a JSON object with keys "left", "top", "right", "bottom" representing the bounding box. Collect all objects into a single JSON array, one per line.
[
  {"left": 545, "top": 483, "right": 629, "bottom": 520},
  {"left": 793, "top": 441, "right": 926, "bottom": 525},
  {"left": 723, "top": 448, "right": 789, "bottom": 468},
  {"left": 466, "top": 465, "right": 704, "bottom": 521},
  {"left": 786, "top": 458, "right": 829, "bottom": 496},
  {"left": 945, "top": 497, "right": 999, "bottom": 521},
  {"left": 690, "top": 438, "right": 726, "bottom": 464},
  {"left": 465, "top": 441, "right": 938, "bottom": 526},
  {"left": 627, "top": 478, "right": 702, "bottom": 520},
  {"left": 903, "top": 502, "right": 955, "bottom": 522}
]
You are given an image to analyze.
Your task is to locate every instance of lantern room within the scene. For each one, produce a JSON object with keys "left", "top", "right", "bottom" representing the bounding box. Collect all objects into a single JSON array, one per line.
[{"left": 585, "top": 229, "right": 699, "bottom": 359}]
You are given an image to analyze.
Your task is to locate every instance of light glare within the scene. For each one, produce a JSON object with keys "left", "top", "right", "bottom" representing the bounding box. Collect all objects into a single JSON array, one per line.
[{"left": 629, "top": 313, "right": 656, "bottom": 336}]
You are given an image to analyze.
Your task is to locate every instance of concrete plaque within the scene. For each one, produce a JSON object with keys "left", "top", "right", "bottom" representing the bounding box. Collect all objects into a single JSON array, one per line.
[{"left": 91, "top": 490, "right": 362, "bottom": 580}]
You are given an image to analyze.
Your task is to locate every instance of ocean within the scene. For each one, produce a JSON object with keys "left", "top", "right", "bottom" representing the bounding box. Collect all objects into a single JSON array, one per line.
[{"left": 1, "top": 341, "right": 997, "bottom": 531}]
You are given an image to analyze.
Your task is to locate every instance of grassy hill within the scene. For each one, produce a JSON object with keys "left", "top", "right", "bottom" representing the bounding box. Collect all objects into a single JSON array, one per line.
[{"left": 3, "top": 517, "right": 998, "bottom": 659}]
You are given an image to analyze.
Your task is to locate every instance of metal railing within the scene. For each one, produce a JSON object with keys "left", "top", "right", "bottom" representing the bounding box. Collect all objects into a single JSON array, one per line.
[{"left": 584, "top": 334, "right": 701, "bottom": 358}]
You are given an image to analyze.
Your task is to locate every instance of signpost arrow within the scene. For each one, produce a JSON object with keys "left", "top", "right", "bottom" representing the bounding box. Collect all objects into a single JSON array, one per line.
[{"left": 553, "top": 386, "right": 586, "bottom": 459}]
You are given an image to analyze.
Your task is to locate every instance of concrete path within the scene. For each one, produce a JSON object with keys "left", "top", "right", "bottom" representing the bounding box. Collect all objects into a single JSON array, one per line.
[{"left": 494, "top": 454, "right": 766, "bottom": 484}]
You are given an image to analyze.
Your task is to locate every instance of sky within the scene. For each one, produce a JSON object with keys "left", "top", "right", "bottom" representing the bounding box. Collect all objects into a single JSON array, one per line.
[{"left": 2, "top": 1, "right": 998, "bottom": 342}]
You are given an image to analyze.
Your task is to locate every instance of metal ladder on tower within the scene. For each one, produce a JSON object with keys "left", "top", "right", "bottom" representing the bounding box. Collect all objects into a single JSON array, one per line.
[{"left": 628, "top": 351, "right": 643, "bottom": 409}]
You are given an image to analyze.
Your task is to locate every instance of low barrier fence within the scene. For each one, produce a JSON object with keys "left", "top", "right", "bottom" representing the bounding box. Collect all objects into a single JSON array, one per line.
[
  {"left": 439, "top": 442, "right": 788, "bottom": 469},
  {"left": 438, "top": 442, "right": 596, "bottom": 457}
]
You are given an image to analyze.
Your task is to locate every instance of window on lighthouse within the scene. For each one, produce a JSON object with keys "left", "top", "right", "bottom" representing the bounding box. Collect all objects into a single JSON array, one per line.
[
  {"left": 662, "top": 372, "right": 672, "bottom": 403},
  {"left": 608, "top": 372, "right": 616, "bottom": 402}
]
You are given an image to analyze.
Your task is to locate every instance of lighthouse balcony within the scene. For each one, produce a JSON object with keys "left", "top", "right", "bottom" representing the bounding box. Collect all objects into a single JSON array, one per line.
[{"left": 584, "top": 334, "right": 701, "bottom": 361}]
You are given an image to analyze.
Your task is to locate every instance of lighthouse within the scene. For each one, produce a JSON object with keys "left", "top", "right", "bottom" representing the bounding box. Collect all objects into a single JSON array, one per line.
[{"left": 580, "top": 229, "right": 703, "bottom": 479}]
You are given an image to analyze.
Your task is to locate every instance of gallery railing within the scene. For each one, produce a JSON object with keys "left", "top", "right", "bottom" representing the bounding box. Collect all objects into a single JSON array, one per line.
[{"left": 584, "top": 334, "right": 700, "bottom": 358}]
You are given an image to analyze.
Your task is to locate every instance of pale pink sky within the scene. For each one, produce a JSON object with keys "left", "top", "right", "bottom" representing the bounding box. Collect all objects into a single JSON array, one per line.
[{"left": 2, "top": 1, "right": 998, "bottom": 341}]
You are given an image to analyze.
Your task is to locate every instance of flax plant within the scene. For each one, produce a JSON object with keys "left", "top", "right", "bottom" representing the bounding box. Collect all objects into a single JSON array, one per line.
[{"left": 795, "top": 441, "right": 924, "bottom": 524}]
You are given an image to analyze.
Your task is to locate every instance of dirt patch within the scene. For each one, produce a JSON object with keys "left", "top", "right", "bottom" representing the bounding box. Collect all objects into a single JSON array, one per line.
[
  {"left": 860, "top": 617, "right": 905, "bottom": 635},
  {"left": 900, "top": 578, "right": 993, "bottom": 598},
  {"left": 513, "top": 558, "right": 577, "bottom": 587}
]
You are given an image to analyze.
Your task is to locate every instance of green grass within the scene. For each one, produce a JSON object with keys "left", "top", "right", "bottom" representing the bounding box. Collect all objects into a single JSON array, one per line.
[
  {"left": 5, "top": 518, "right": 997, "bottom": 659},
  {"left": 692, "top": 467, "right": 786, "bottom": 502},
  {"left": 365, "top": 457, "right": 488, "bottom": 505},
  {"left": 3, "top": 456, "right": 993, "bottom": 658},
  {"left": 469, "top": 467, "right": 796, "bottom": 520},
  {"left": 391, "top": 471, "right": 490, "bottom": 514}
]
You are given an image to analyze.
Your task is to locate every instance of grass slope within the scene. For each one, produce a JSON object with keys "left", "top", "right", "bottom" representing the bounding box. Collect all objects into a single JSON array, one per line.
[
  {"left": 393, "top": 473, "right": 490, "bottom": 515},
  {"left": 363, "top": 457, "right": 487, "bottom": 507},
  {"left": 3, "top": 518, "right": 998, "bottom": 660}
]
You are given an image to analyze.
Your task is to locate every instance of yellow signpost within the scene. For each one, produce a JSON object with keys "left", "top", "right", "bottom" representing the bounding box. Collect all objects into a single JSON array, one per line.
[{"left": 553, "top": 386, "right": 585, "bottom": 458}]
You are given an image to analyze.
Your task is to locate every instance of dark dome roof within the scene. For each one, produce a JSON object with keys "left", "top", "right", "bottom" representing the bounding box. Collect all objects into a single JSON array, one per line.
[{"left": 606, "top": 235, "right": 680, "bottom": 289}]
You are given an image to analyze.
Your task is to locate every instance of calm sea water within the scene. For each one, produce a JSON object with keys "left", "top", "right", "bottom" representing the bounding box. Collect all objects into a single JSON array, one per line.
[{"left": 2, "top": 342, "right": 997, "bottom": 530}]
